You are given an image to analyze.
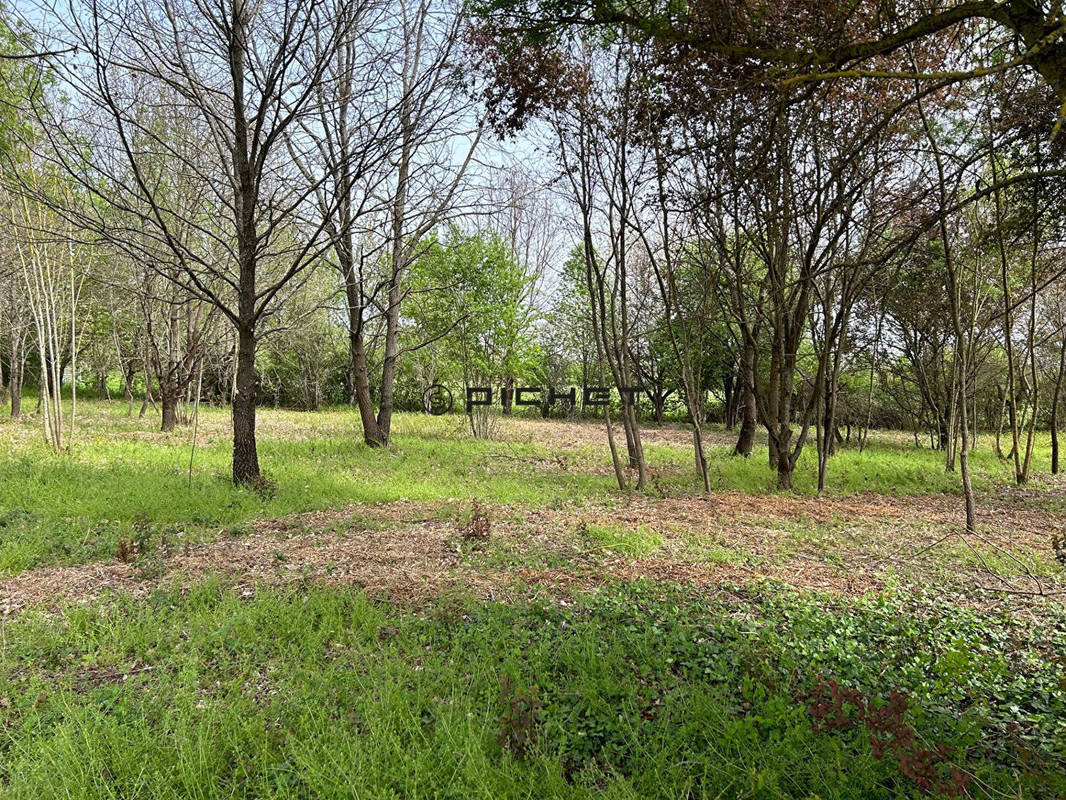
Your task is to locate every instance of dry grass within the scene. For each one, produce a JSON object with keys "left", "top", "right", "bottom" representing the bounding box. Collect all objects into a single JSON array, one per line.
[{"left": 5, "top": 484, "right": 1063, "bottom": 618}]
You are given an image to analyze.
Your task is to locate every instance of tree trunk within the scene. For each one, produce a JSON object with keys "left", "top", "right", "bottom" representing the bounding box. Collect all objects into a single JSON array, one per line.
[
  {"left": 777, "top": 451, "right": 794, "bottom": 489},
  {"left": 9, "top": 379, "right": 20, "bottom": 416},
  {"left": 502, "top": 376, "right": 514, "bottom": 416},
  {"left": 9, "top": 332, "right": 23, "bottom": 417},
  {"left": 370, "top": 74, "right": 415, "bottom": 450},
  {"left": 1051, "top": 326, "right": 1066, "bottom": 474},
  {"left": 160, "top": 385, "right": 178, "bottom": 432},
  {"left": 349, "top": 324, "right": 383, "bottom": 447},
  {"left": 123, "top": 362, "right": 135, "bottom": 416},
  {"left": 649, "top": 389, "right": 667, "bottom": 423},
  {"left": 722, "top": 370, "right": 736, "bottom": 429},
  {"left": 231, "top": 323, "right": 259, "bottom": 484},
  {"left": 373, "top": 289, "right": 400, "bottom": 446},
  {"left": 230, "top": 4, "right": 262, "bottom": 486},
  {"left": 733, "top": 339, "right": 756, "bottom": 457},
  {"left": 919, "top": 95, "right": 976, "bottom": 533}
]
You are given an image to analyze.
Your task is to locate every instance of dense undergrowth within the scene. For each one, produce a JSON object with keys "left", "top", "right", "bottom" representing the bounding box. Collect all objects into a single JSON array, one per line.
[{"left": 0, "top": 580, "right": 1063, "bottom": 799}]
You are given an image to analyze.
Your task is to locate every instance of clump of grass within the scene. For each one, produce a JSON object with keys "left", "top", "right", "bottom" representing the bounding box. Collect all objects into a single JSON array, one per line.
[{"left": 578, "top": 520, "right": 662, "bottom": 557}]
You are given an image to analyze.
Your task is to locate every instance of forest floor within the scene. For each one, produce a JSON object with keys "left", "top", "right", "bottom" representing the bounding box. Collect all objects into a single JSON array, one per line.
[
  {"left": 1, "top": 401, "right": 1065, "bottom": 798},
  {"left": 1, "top": 487, "right": 1063, "bottom": 619}
]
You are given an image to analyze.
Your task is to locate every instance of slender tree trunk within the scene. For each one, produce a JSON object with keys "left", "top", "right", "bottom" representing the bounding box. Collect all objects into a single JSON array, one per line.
[
  {"left": 123, "top": 362, "right": 134, "bottom": 416},
  {"left": 502, "top": 376, "right": 514, "bottom": 416},
  {"left": 370, "top": 66, "right": 416, "bottom": 449},
  {"left": 349, "top": 327, "right": 381, "bottom": 446},
  {"left": 994, "top": 384, "right": 1006, "bottom": 457},
  {"left": 944, "top": 360, "right": 958, "bottom": 471},
  {"left": 991, "top": 152, "right": 1024, "bottom": 483},
  {"left": 918, "top": 92, "right": 975, "bottom": 533},
  {"left": 860, "top": 294, "right": 884, "bottom": 454},
  {"left": 773, "top": 353, "right": 798, "bottom": 490},
  {"left": 340, "top": 245, "right": 380, "bottom": 443},
  {"left": 374, "top": 285, "right": 402, "bottom": 446},
  {"left": 9, "top": 331, "right": 22, "bottom": 417},
  {"left": 818, "top": 324, "right": 849, "bottom": 493},
  {"left": 1019, "top": 212, "right": 1041, "bottom": 483},
  {"left": 734, "top": 337, "right": 756, "bottom": 457},
  {"left": 604, "top": 405, "right": 626, "bottom": 491},
  {"left": 1051, "top": 326, "right": 1066, "bottom": 474},
  {"left": 722, "top": 371, "right": 736, "bottom": 429}
]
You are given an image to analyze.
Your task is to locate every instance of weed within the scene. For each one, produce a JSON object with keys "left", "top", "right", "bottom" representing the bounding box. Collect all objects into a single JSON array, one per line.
[
  {"left": 248, "top": 474, "right": 278, "bottom": 501},
  {"left": 808, "top": 679, "right": 970, "bottom": 796},
  {"left": 1052, "top": 532, "right": 1066, "bottom": 567},
  {"left": 498, "top": 673, "right": 539, "bottom": 759},
  {"left": 132, "top": 552, "right": 166, "bottom": 582},
  {"left": 456, "top": 498, "right": 491, "bottom": 541},
  {"left": 131, "top": 510, "right": 154, "bottom": 556},
  {"left": 115, "top": 538, "right": 135, "bottom": 564}
]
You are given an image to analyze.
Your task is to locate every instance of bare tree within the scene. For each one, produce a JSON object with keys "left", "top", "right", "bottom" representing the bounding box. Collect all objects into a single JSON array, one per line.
[
  {"left": 553, "top": 45, "right": 648, "bottom": 490},
  {"left": 11, "top": 190, "right": 86, "bottom": 451},
  {"left": 299, "top": 0, "right": 483, "bottom": 447},
  {"left": 25, "top": 0, "right": 369, "bottom": 482},
  {"left": 137, "top": 261, "right": 218, "bottom": 431},
  {"left": 916, "top": 88, "right": 978, "bottom": 533},
  {"left": 0, "top": 248, "right": 30, "bottom": 417}
]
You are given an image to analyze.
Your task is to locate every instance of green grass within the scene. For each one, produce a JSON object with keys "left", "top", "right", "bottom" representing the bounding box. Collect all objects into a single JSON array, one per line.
[
  {"left": 0, "top": 404, "right": 617, "bottom": 573},
  {"left": 1, "top": 580, "right": 1063, "bottom": 799},
  {"left": 578, "top": 521, "right": 663, "bottom": 557},
  {"left": 0, "top": 399, "right": 1051, "bottom": 573},
  {"left": 3, "top": 399, "right": 1066, "bottom": 798},
  {"left": 692, "top": 436, "right": 1016, "bottom": 496}
]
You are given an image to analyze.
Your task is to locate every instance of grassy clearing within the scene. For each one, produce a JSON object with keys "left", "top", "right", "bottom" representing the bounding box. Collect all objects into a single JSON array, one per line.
[
  {"left": 1, "top": 580, "right": 1063, "bottom": 799},
  {"left": 0, "top": 404, "right": 618, "bottom": 573},
  {"left": 0, "top": 400, "right": 1040, "bottom": 574},
  {"left": 2, "top": 400, "right": 1066, "bottom": 798}
]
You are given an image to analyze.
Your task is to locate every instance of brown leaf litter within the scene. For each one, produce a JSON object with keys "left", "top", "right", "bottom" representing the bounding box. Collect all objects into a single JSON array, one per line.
[{"left": 1, "top": 491, "right": 1062, "bottom": 617}]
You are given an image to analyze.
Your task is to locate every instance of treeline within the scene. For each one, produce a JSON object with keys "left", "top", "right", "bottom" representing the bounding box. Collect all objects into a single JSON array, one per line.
[
  {"left": 1, "top": 0, "right": 1065, "bottom": 515},
  {"left": 467, "top": 3, "right": 1066, "bottom": 511}
]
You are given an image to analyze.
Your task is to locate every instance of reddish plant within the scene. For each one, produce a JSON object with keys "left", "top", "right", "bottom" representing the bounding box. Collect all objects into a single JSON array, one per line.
[
  {"left": 115, "top": 538, "right": 135, "bottom": 564},
  {"left": 807, "top": 679, "right": 970, "bottom": 797},
  {"left": 457, "top": 499, "right": 492, "bottom": 541},
  {"left": 498, "top": 673, "right": 539, "bottom": 759}
]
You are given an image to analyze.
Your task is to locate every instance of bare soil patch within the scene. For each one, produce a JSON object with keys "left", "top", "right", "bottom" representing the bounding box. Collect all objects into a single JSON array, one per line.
[{"left": 4, "top": 489, "right": 1062, "bottom": 617}]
